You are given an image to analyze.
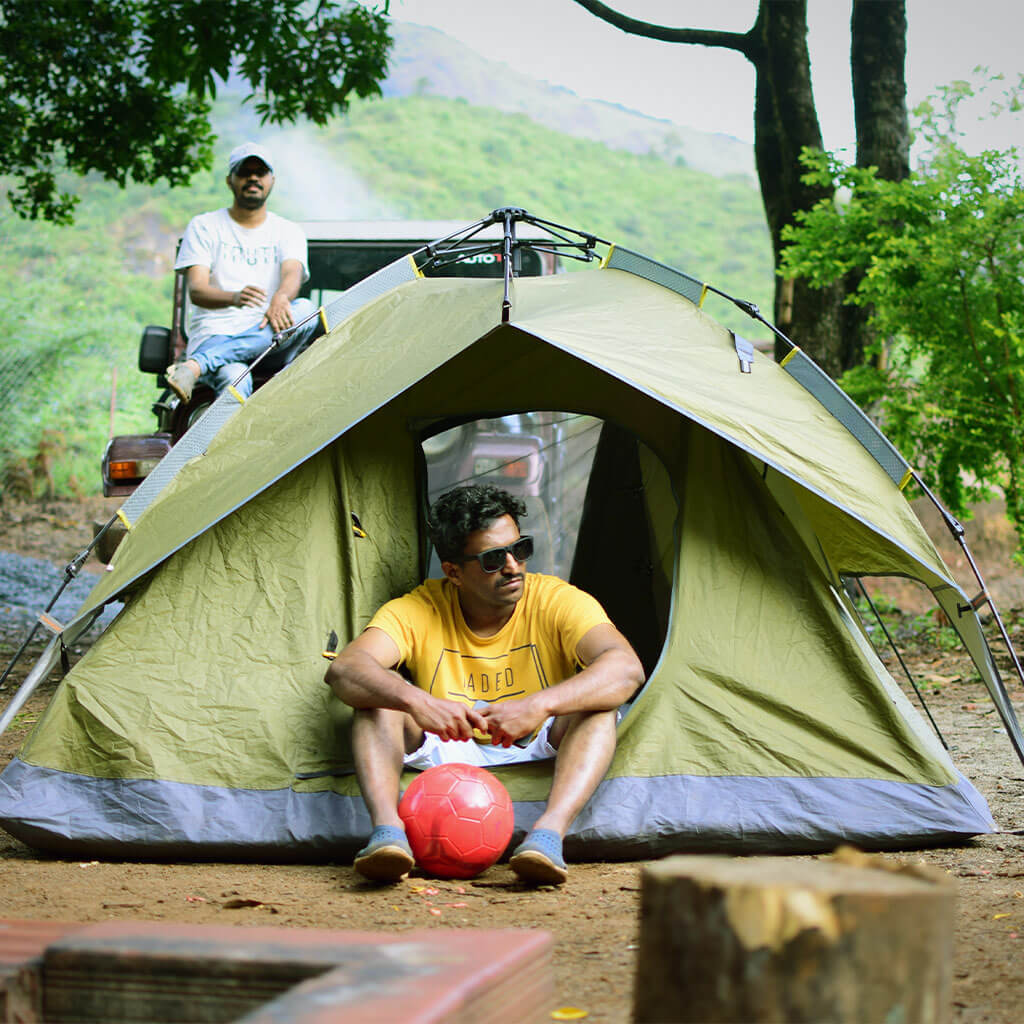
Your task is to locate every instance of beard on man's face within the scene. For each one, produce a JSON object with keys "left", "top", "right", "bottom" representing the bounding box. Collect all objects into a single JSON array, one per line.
[{"left": 234, "top": 183, "right": 268, "bottom": 210}]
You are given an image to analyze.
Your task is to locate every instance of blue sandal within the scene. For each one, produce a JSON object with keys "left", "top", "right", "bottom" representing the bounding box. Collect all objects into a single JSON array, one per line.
[
  {"left": 354, "top": 825, "right": 414, "bottom": 882},
  {"left": 509, "top": 828, "right": 568, "bottom": 885}
]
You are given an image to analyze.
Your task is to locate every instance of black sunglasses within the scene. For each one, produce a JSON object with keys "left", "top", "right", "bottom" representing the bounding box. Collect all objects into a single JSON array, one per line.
[{"left": 461, "top": 535, "right": 533, "bottom": 573}]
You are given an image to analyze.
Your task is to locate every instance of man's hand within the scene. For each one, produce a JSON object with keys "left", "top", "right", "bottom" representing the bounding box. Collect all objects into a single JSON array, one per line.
[
  {"left": 327, "top": 628, "right": 488, "bottom": 743},
  {"left": 259, "top": 257, "right": 305, "bottom": 332},
  {"left": 260, "top": 289, "right": 295, "bottom": 332},
  {"left": 234, "top": 284, "right": 267, "bottom": 309},
  {"left": 479, "top": 695, "right": 548, "bottom": 748},
  {"left": 409, "top": 691, "right": 489, "bottom": 743}
]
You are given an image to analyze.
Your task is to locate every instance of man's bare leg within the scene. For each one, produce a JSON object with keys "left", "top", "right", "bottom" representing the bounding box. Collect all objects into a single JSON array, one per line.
[
  {"left": 351, "top": 707, "right": 423, "bottom": 881},
  {"left": 510, "top": 709, "right": 617, "bottom": 884}
]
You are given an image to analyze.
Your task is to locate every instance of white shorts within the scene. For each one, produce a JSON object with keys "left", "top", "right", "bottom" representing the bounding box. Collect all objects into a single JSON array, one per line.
[{"left": 404, "top": 717, "right": 558, "bottom": 770}]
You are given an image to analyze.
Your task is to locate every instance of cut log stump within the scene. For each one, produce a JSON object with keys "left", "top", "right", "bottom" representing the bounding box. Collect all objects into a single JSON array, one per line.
[{"left": 634, "top": 848, "right": 955, "bottom": 1024}]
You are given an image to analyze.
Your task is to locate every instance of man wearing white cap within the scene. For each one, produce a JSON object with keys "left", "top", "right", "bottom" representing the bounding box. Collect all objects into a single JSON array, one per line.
[{"left": 166, "top": 142, "right": 321, "bottom": 402}]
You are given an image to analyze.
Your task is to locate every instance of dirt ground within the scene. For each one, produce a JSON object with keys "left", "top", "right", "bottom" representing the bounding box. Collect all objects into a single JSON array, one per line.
[{"left": 1, "top": 497, "right": 1024, "bottom": 1022}]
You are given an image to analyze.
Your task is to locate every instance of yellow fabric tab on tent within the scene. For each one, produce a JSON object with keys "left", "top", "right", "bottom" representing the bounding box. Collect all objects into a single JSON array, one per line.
[
  {"left": 116, "top": 508, "right": 131, "bottom": 530},
  {"left": 780, "top": 347, "right": 801, "bottom": 368},
  {"left": 599, "top": 243, "right": 617, "bottom": 270},
  {"left": 228, "top": 385, "right": 246, "bottom": 405},
  {"left": 698, "top": 283, "right": 708, "bottom": 309},
  {"left": 409, "top": 253, "right": 424, "bottom": 278},
  {"left": 318, "top": 307, "right": 329, "bottom": 335},
  {"left": 899, "top": 468, "right": 914, "bottom": 491}
]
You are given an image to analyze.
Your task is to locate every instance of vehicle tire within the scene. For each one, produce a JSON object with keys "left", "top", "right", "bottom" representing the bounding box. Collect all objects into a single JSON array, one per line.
[
  {"left": 169, "top": 387, "right": 216, "bottom": 442},
  {"left": 92, "top": 518, "right": 127, "bottom": 565}
]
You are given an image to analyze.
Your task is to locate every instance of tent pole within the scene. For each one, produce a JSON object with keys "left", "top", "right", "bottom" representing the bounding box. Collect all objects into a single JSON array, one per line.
[
  {"left": 720, "top": 287, "right": 1024, "bottom": 696},
  {"left": 911, "top": 471, "right": 1024, "bottom": 694},
  {"left": 0, "top": 638, "right": 62, "bottom": 739},
  {"left": 0, "top": 536, "right": 95, "bottom": 692},
  {"left": 0, "top": 321, "right": 312, "bottom": 699},
  {"left": 500, "top": 208, "right": 515, "bottom": 322},
  {"left": 853, "top": 578, "right": 949, "bottom": 750}
]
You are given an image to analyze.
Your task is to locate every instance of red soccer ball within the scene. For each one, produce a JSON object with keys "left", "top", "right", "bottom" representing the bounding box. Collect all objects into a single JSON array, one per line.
[{"left": 398, "top": 763, "right": 515, "bottom": 880}]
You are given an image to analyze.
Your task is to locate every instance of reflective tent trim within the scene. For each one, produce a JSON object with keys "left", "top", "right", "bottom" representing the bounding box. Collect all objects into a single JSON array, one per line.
[{"left": 0, "top": 757, "right": 993, "bottom": 860}]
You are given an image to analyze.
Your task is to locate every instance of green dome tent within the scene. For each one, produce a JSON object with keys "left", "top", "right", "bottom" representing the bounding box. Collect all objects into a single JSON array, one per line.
[{"left": 0, "top": 216, "right": 1016, "bottom": 859}]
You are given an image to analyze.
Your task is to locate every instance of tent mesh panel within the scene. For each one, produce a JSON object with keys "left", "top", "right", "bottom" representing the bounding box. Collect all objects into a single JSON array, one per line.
[
  {"left": 120, "top": 390, "right": 243, "bottom": 525},
  {"left": 322, "top": 255, "right": 419, "bottom": 332},
  {"left": 783, "top": 349, "right": 908, "bottom": 485},
  {"left": 604, "top": 246, "right": 704, "bottom": 306},
  {"left": 118, "top": 254, "right": 422, "bottom": 529}
]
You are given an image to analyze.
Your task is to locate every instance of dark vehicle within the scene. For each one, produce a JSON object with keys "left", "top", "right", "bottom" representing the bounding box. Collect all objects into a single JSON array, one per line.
[
  {"left": 103, "top": 220, "right": 561, "bottom": 496},
  {"left": 97, "top": 219, "right": 568, "bottom": 560}
]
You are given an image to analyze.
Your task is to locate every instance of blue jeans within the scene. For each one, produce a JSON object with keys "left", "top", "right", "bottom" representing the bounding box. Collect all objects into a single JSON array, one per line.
[{"left": 190, "top": 298, "right": 321, "bottom": 398}]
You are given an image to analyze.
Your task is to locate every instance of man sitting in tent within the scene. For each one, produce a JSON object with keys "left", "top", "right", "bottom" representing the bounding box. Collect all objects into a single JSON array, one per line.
[
  {"left": 326, "top": 484, "right": 645, "bottom": 885},
  {"left": 165, "top": 141, "right": 322, "bottom": 403}
]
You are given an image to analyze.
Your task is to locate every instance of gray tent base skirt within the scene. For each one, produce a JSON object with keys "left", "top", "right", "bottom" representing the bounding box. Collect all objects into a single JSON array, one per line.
[{"left": 0, "top": 759, "right": 994, "bottom": 862}]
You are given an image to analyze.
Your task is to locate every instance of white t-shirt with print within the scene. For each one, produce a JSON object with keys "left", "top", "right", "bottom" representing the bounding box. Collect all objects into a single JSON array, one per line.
[{"left": 174, "top": 208, "right": 309, "bottom": 351}]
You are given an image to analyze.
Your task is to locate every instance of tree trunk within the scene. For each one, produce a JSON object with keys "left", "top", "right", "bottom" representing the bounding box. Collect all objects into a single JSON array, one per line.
[
  {"left": 571, "top": 0, "right": 909, "bottom": 379},
  {"left": 843, "top": 0, "right": 911, "bottom": 368},
  {"left": 747, "top": 3, "right": 845, "bottom": 375},
  {"left": 634, "top": 852, "right": 954, "bottom": 1024},
  {"left": 852, "top": 0, "right": 909, "bottom": 180}
]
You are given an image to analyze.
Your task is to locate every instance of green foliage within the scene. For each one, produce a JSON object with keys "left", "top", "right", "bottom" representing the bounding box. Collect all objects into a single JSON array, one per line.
[
  {"left": 0, "top": 0, "right": 391, "bottom": 223},
  {"left": 781, "top": 74, "right": 1024, "bottom": 556},
  {"left": 907, "top": 612, "right": 963, "bottom": 653},
  {"left": 311, "top": 95, "right": 772, "bottom": 329},
  {"left": 0, "top": 92, "right": 772, "bottom": 498},
  {"left": 0, "top": 176, "right": 189, "bottom": 494}
]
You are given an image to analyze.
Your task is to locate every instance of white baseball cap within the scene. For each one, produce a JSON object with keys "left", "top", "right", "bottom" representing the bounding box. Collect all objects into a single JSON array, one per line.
[{"left": 227, "top": 142, "right": 274, "bottom": 174}]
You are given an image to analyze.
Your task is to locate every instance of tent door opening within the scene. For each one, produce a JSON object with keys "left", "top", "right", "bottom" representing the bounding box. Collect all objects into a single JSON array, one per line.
[{"left": 420, "top": 414, "right": 676, "bottom": 678}]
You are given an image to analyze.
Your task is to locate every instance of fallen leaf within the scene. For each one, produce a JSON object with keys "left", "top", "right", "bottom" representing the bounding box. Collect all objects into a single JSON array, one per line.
[
  {"left": 185, "top": 895, "right": 207, "bottom": 903},
  {"left": 551, "top": 1008, "right": 589, "bottom": 1021},
  {"left": 444, "top": 902, "right": 468, "bottom": 908},
  {"left": 993, "top": 913, "right": 1011, "bottom": 920},
  {"left": 428, "top": 907, "right": 442, "bottom": 916}
]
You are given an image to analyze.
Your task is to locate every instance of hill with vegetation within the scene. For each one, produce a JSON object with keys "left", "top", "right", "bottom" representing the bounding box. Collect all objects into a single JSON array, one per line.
[
  {"left": 382, "top": 22, "right": 756, "bottom": 181},
  {"left": 0, "top": 40, "right": 771, "bottom": 500}
]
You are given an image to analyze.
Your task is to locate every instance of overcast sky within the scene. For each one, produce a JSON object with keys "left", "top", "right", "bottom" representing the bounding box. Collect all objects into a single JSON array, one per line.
[{"left": 391, "top": 0, "right": 1022, "bottom": 157}]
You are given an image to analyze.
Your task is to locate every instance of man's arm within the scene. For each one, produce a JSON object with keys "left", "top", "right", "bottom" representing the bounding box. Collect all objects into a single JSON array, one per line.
[
  {"left": 185, "top": 264, "right": 266, "bottom": 311},
  {"left": 261, "top": 258, "right": 304, "bottom": 331},
  {"left": 326, "top": 627, "right": 488, "bottom": 742},
  {"left": 481, "top": 623, "right": 644, "bottom": 747}
]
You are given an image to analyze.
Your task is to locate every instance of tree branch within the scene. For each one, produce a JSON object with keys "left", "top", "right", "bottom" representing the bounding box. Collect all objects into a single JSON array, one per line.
[{"left": 570, "top": 0, "right": 755, "bottom": 58}]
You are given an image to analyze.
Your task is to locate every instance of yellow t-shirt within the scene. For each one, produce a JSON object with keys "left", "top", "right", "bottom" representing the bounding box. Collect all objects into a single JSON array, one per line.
[{"left": 366, "top": 573, "right": 611, "bottom": 710}]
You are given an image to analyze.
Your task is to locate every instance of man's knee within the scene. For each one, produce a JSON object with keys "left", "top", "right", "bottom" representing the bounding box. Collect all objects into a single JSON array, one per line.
[
  {"left": 210, "top": 361, "right": 252, "bottom": 396},
  {"left": 549, "top": 708, "right": 618, "bottom": 750},
  {"left": 352, "top": 707, "right": 424, "bottom": 755}
]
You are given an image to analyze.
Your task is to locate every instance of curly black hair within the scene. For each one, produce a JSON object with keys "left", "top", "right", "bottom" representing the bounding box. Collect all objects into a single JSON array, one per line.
[{"left": 427, "top": 484, "right": 528, "bottom": 563}]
